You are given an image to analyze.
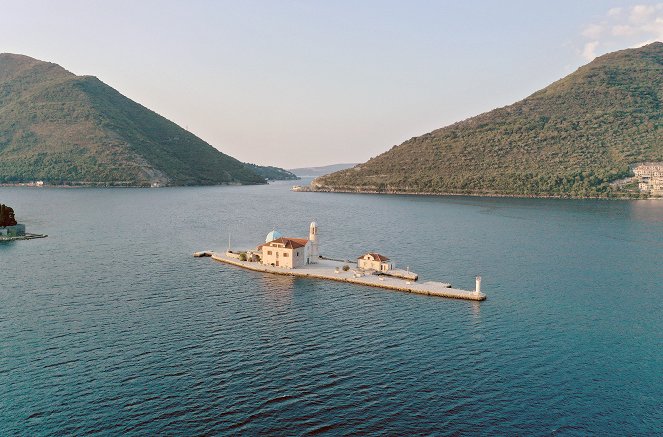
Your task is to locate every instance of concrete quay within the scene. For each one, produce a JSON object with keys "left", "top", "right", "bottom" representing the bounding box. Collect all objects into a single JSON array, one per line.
[
  {"left": 0, "top": 233, "right": 48, "bottom": 241},
  {"left": 196, "top": 251, "right": 486, "bottom": 301}
]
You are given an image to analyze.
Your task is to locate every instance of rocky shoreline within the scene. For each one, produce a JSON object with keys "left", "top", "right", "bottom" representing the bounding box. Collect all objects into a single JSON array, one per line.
[{"left": 306, "top": 187, "right": 660, "bottom": 200}]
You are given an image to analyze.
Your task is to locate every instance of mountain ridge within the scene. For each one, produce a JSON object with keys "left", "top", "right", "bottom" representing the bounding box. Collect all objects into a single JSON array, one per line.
[
  {"left": 314, "top": 43, "right": 663, "bottom": 198},
  {"left": 0, "top": 53, "right": 276, "bottom": 186}
]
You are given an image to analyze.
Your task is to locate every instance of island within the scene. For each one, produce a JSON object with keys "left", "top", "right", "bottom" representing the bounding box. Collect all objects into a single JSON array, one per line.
[
  {"left": 0, "top": 204, "right": 47, "bottom": 241},
  {"left": 195, "top": 222, "right": 486, "bottom": 301}
]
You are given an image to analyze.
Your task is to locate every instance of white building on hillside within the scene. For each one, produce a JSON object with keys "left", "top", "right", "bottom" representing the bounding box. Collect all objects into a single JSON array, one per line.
[{"left": 634, "top": 163, "right": 663, "bottom": 195}]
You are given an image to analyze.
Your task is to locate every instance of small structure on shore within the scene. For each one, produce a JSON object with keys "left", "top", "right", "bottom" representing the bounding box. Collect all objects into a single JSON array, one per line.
[
  {"left": 358, "top": 253, "right": 392, "bottom": 272},
  {"left": 0, "top": 203, "right": 47, "bottom": 240},
  {"left": 291, "top": 185, "right": 312, "bottom": 192},
  {"left": 0, "top": 204, "right": 25, "bottom": 237}
]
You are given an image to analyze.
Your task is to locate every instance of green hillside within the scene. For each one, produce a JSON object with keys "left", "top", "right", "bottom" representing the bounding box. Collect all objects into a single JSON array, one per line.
[
  {"left": 0, "top": 53, "right": 265, "bottom": 186},
  {"left": 314, "top": 43, "right": 663, "bottom": 198}
]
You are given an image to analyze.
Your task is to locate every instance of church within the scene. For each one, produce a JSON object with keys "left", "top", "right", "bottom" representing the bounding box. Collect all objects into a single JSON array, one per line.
[{"left": 257, "top": 222, "right": 319, "bottom": 268}]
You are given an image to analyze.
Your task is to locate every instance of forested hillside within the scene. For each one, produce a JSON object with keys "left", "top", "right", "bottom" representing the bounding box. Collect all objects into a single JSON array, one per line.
[
  {"left": 315, "top": 43, "right": 663, "bottom": 197},
  {"left": 0, "top": 53, "right": 265, "bottom": 186}
]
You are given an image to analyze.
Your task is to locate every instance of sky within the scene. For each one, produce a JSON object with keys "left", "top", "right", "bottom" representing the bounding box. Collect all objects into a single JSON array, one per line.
[{"left": 1, "top": 1, "right": 662, "bottom": 168}]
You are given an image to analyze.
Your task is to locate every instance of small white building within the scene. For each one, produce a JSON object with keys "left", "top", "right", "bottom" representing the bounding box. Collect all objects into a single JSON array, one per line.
[{"left": 357, "top": 253, "right": 392, "bottom": 272}]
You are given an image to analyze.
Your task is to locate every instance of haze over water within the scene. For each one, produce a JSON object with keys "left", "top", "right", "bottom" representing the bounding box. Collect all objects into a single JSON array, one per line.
[{"left": 1, "top": 182, "right": 661, "bottom": 435}]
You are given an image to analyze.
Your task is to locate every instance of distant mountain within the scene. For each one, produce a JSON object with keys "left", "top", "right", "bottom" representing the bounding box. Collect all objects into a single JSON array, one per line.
[
  {"left": 314, "top": 43, "right": 663, "bottom": 198},
  {"left": 0, "top": 53, "right": 265, "bottom": 186},
  {"left": 289, "top": 163, "right": 358, "bottom": 177},
  {"left": 243, "top": 163, "right": 299, "bottom": 180}
]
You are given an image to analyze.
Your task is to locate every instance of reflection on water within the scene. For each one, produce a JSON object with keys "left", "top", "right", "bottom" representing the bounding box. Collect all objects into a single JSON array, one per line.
[
  {"left": 0, "top": 240, "right": 17, "bottom": 249},
  {"left": 257, "top": 273, "right": 296, "bottom": 306},
  {"left": 629, "top": 199, "right": 663, "bottom": 223},
  {"left": 470, "top": 300, "right": 482, "bottom": 321}
]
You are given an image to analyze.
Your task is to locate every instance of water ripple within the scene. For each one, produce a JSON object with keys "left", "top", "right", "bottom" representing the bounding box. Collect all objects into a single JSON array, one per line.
[{"left": 1, "top": 185, "right": 661, "bottom": 435}]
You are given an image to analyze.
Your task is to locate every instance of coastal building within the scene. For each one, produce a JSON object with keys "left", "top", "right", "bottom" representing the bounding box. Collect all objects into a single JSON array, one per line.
[
  {"left": 0, "top": 204, "right": 25, "bottom": 237},
  {"left": 358, "top": 253, "right": 392, "bottom": 272},
  {"left": 634, "top": 163, "right": 663, "bottom": 195},
  {"left": 0, "top": 224, "right": 26, "bottom": 237},
  {"left": 259, "top": 237, "right": 311, "bottom": 268},
  {"left": 257, "top": 222, "right": 319, "bottom": 268}
]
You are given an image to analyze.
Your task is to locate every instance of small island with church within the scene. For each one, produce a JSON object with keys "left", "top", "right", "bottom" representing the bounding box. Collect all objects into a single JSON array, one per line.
[
  {"left": 195, "top": 222, "right": 486, "bottom": 301},
  {"left": 0, "top": 204, "right": 47, "bottom": 241}
]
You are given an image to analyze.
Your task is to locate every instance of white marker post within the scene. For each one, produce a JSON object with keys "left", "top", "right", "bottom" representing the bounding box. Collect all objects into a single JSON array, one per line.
[{"left": 475, "top": 275, "right": 482, "bottom": 294}]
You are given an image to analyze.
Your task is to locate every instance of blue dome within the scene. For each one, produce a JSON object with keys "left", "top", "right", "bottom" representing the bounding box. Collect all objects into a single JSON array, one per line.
[{"left": 265, "top": 230, "right": 282, "bottom": 242}]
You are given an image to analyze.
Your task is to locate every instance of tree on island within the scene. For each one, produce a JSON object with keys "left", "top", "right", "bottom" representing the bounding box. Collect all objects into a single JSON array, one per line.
[{"left": 0, "top": 204, "right": 18, "bottom": 226}]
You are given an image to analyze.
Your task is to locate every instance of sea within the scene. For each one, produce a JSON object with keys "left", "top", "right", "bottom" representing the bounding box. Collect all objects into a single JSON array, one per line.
[{"left": 1, "top": 181, "right": 661, "bottom": 435}]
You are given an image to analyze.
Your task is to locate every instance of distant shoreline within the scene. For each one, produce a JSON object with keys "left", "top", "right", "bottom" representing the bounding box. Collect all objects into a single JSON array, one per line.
[
  {"left": 307, "top": 187, "right": 661, "bottom": 201},
  {"left": 0, "top": 181, "right": 263, "bottom": 188},
  {"left": 2, "top": 182, "right": 659, "bottom": 199}
]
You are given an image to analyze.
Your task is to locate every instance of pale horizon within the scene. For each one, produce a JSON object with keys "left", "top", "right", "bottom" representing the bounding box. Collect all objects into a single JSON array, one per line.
[{"left": 2, "top": 0, "right": 662, "bottom": 168}]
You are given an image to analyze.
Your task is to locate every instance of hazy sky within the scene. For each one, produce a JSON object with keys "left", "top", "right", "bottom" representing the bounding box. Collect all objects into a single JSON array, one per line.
[{"left": 2, "top": 1, "right": 662, "bottom": 168}]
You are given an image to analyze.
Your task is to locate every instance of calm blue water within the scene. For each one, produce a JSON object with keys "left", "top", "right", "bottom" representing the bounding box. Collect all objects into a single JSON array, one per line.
[{"left": 1, "top": 182, "right": 662, "bottom": 435}]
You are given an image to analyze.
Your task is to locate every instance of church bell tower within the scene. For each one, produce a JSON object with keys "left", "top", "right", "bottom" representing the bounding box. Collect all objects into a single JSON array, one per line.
[{"left": 309, "top": 221, "right": 319, "bottom": 261}]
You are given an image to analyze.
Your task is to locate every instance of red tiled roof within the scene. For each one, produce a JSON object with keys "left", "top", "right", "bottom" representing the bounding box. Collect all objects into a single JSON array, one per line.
[
  {"left": 358, "top": 252, "right": 390, "bottom": 261},
  {"left": 258, "top": 237, "right": 309, "bottom": 250}
]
